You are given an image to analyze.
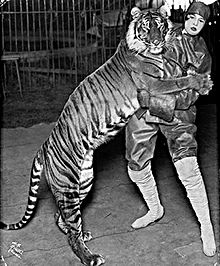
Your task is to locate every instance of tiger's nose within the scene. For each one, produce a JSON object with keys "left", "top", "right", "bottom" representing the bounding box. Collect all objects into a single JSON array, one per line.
[{"left": 152, "top": 40, "right": 160, "bottom": 46}]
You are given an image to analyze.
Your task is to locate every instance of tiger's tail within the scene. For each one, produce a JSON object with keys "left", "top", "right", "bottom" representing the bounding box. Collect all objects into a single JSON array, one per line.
[{"left": 0, "top": 149, "right": 44, "bottom": 230}]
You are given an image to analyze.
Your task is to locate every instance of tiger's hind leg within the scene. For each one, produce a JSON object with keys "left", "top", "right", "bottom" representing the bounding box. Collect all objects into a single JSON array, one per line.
[
  {"left": 55, "top": 186, "right": 104, "bottom": 266},
  {"left": 54, "top": 150, "right": 105, "bottom": 265},
  {"left": 54, "top": 210, "right": 92, "bottom": 242},
  {"left": 79, "top": 149, "right": 95, "bottom": 242},
  {"left": 55, "top": 149, "right": 95, "bottom": 242},
  {"left": 55, "top": 210, "right": 68, "bottom": 234}
]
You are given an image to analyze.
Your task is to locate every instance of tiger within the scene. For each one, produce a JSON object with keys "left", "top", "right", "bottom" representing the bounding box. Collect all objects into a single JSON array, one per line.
[{"left": 0, "top": 7, "right": 212, "bottom": 266}]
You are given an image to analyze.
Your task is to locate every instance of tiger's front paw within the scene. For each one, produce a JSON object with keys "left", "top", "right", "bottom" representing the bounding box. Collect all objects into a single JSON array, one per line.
[
  {"left": 191, "top": 73, "right": 213, "bottom": 95},
  {"left": 199, "top": 74, "right": 213, "bottom": 95}
]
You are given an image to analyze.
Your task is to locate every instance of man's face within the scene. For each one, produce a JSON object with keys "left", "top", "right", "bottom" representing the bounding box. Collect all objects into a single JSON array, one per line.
[{"left": 184, "top": 13, "right": 205, "bottom": 36}]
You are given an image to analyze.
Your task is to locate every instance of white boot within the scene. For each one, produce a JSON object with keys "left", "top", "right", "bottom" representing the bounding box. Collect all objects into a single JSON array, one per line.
[
  {"left": 174, "top": 156, "right": 216, "bottom": 257},
  {"left": 128, "top": 163, "right": 164, "bottom": 229}
]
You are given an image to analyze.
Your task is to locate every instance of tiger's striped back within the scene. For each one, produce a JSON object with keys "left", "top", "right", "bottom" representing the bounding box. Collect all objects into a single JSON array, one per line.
[{"left": 47, "top": 41, "right": 140, "bottom": 152}]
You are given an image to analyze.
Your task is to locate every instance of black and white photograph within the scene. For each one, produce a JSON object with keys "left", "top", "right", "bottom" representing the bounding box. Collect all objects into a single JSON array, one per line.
[{"left": 1, "top": 0, "right": 219, "bottom": 265}]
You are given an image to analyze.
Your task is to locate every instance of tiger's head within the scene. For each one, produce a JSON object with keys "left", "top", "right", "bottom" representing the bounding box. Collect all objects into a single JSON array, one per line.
[{"left": 126, "top": 7, "right": 170, "bottom": 55}]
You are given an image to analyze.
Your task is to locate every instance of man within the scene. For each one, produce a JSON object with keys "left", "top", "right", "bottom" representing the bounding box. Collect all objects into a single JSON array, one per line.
[{"left": 126, "top": 2, "right": 216, "bottom": 257}]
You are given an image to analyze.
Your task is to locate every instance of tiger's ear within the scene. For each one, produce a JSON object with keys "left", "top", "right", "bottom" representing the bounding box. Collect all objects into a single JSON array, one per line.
[
  {"left": 159, "top": 4, "right": 171, "bottom": 18},
  {"left": 131, "top": 7, "right": 142, "bottom": 20},
  {"left": 158, "top": 4, "right": 173, "bottom": 29}
]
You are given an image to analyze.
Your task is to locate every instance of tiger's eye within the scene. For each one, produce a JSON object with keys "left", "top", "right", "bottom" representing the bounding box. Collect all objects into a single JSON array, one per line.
[{"left": 142, "top": 20, "right": 150, "bottom": 30}]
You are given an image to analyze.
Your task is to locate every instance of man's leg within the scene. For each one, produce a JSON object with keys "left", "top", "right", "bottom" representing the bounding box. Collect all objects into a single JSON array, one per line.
[
  {"left": 174, "top": 157, "right": 216, "bottom": 257},
  {"left": 128, "top": 162, "right": 164, "bottom": 229},
  {"left": 126, "top": 115, "right": 164, "bottom": 229},
  {"left": 162, "top": 123, "right": 216, "bottom": 257}
]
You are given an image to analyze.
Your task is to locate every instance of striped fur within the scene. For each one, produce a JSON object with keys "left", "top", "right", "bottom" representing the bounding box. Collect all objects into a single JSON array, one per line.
[{"left": 1, "top": 9, "right": 205, "bottom": 266}]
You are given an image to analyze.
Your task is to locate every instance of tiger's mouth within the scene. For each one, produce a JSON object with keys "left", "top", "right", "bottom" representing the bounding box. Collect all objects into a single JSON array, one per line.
[
  {"left": 147, "top": 42, "right": 165, "bottom": 55},
  {"left": 148, "top": 46, "right": 163, "bottom": 54},
  {"left": 149, "top": 47, "right": 163, "bottom": 54}
]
